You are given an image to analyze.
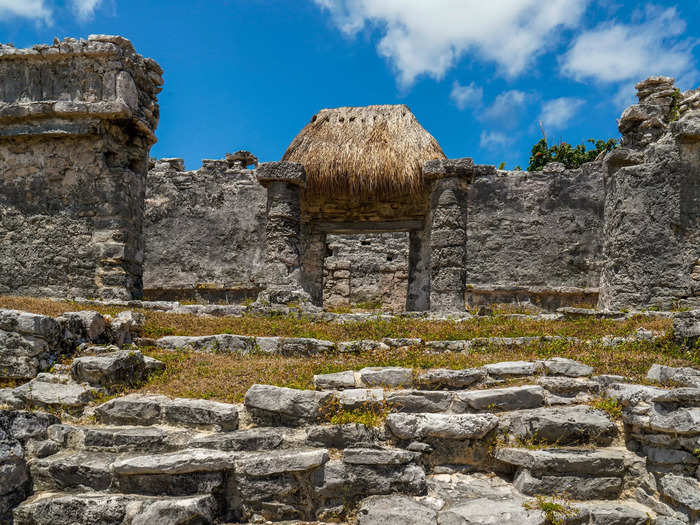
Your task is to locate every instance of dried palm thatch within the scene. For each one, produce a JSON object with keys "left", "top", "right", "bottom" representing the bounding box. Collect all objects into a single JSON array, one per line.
[{"left": 282, "top": 104, "right": 445, "bottom": 198}]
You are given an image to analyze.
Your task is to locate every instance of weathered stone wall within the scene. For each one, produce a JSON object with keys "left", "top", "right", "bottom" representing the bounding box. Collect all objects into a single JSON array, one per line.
[
  {"left": 143, "top": 155, "right": 266, "bottom": 302},
  {"left": 318, "top": 162, "right": 605, "bottom": 310},
  {"left": 323, "top": 233, "right": 409, "bottom": 310},
  {"left": 599, "top": 77, "right": 700, "bottom": 310},
  {"left": 0, "top": 36, "right": 162, "bottom": 300}
]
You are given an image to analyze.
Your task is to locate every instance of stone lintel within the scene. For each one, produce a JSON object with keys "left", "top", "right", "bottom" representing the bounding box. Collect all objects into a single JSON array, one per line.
[
  {"left": 422, "top": 158, "right": 474, "bottom": 181},
  {"left": 256, "top": 161, "right": 306, "bottom": 188},
  {"left": 0, "top": 118, "right": 102, "bottom": 138}
]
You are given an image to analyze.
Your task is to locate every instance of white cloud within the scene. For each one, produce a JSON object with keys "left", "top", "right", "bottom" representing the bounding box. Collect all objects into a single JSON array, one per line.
[
  {"left": 450, "top": 81, "right": 483, "bottom": 110},
  {"left": 561, "top": 5, "right": 696, "bottom": 84},
  {"left": 480, "top": 130, "right": 513, "bottom": 149},
  {"left": 314, "top": 0, "right": 589, "bottom": 87},
  {"left": 0, "top": 0, "right": 52, "bottom": 23},
  {"left": 482, "top": 90, "right": 530, "bottom": 128},
  {"left": 71, "top": 0, "right": 102, "bottom": 20},
  {"left": 539, "top": 97, "right": 585, "bottom": 130}
]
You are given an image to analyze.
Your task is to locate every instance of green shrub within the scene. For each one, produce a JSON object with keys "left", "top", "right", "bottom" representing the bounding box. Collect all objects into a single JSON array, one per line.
[{"left": 528, "top": 138, "right": 618, "bottom": 172}]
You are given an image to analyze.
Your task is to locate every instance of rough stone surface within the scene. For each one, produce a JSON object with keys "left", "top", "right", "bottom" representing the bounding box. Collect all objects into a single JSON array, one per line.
[
  {"left": 543, "top": 357, "right": 594, "bottom": 377},
  {"left": 0, "top": 36, "right": 163, "bottom": 300},
  {"left": 483, "top": 360, "right": 542, "bottom": 378},
  {"left": 674, "top": 310, "right": 700, "bottom": 346},
  {"left": 360, "top": 367, "right": 414, "bottom": 388},
  {"left": 452, "top": 385, "right": 546, "bottom": 412},
  {"left": 647, "top": 364, "right": 700, "bottom": 388},
  {"left": 70, "top": 350, "right": 151, "bottom": 387},
  {"left": 357, "top": 495, "right": 437, "bottom": 525},
  {"left": 12, "top": 375, "right": 97, "bottom": 410},
  {"left": 13, "top": 492, "right": 217, "bottom": 525},
  {"left": 599, "top": 79, "right": 699, "bottom": 310},
  {"left": 466, "top": 162, "right": 604, "bottom": 305},
  {"left": 144, "top": 156, "right": 265, "bottom": 301},
  {"left": 660, "top": 474, "right": 700, "bottom": 512},
  {"left": 0, "top": 309, "right": 62, "bottom": 380},
  {"left": 417, "top": 368, "right": 486, "bottom": 389},
  {"left": 95, "top": 393, "right": 239, "bottom": 431},
  {"left": 499, "top": 405, "right": 617, "bottom": 445},
  {"left": 386, "top": 413, "right": 498, "bottom": 440},
  {"left": 244, "top": 384, "right": 332, "bottom": 425}
]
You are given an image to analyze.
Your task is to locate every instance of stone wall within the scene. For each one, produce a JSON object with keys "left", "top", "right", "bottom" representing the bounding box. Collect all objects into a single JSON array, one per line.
[
  {"left": 323, "top": 233, "right": 409, "bottom": 310},
  {"left": 0, "top": 36, "right": 162, "bottom": 300},
  {"left": 599, "top": 77, "right": 700, "bottom": 310},
  {"left": 143, "top": 154, "right": 266, "bottom": 302}
]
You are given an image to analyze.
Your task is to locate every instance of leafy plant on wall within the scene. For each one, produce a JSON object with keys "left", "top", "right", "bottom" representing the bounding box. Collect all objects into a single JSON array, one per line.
[{"left": 528, "top": 138, "right": 619, "bottom": 172}]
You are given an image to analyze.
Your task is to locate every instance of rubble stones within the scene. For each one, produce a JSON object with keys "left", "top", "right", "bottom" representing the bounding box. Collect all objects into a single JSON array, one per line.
[
  {"left": 155, "top": 334, "right": 255, "bottom": 354},
  {"left": 111, "top": 449, "right": 237, "bottom": 475},
  {"left": 0, "top": 309, "right": 62, "bottom": 380},
  {"left": 162, "top": 397, "right": 239, "bottom": 431},
  {"left": 96, "top": 394, "right": 170, "bottom": 426},
  {"left": 386, "top": 390, "right": 453, "bottom": 413}
]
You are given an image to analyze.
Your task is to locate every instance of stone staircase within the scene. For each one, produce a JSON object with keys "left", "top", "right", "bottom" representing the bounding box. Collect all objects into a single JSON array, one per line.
[{"left": 4, "top": 353, "right": 700, "bottom": 524}]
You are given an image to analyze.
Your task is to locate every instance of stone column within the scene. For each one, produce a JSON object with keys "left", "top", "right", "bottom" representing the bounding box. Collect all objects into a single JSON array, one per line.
[
  {"left": 406, "top": 228, "right": 430, "bottom": 311},
  {"left": 423, "top": 158, "right": 473, "bottom": 312},
  {"left": 255, "top": 162, "right": 312, "bottom": 305},
  {"left": 301, "top": 224, "right": 327, "bottom": 307}
]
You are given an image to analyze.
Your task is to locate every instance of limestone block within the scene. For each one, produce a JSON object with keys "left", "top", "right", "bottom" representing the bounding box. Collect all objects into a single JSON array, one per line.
[{"left": 386, "top": 413, "right": 498, "bottom": 440}]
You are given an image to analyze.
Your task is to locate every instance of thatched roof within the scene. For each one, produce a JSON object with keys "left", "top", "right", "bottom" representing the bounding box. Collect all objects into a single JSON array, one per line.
[{"left": 282, "top": 104, "right": 445, "bottom": 197}]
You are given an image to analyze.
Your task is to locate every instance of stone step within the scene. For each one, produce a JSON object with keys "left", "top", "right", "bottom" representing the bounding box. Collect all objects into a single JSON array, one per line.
[
  {"left": 13, "top": 492, "right": 217, "bottom": 525},
  {"left": 314, "top": 359, "right": 594, "bottom": 392},
  {"left": 47, "top": 423, "right": 195, "bottom": 453},
  {"left": 493, "top": 447, "right": 628, "bottom": 500},
  {"left": 95, "top": 393, "right": 241, "bottom": 431},
  {"left": 498, "top": 405, "right": 618, "bottom": 446}
]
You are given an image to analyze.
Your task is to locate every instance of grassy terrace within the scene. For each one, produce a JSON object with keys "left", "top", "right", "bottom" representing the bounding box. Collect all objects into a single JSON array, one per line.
[
  {"left": 136, "top": 337, "right": 697, "bottom": 403},
  {"left": 0, "top": 295, "right": 673, "bottom": 340},
  {"left": 2, "top": 295, "right": 697, "bottom": 404}
]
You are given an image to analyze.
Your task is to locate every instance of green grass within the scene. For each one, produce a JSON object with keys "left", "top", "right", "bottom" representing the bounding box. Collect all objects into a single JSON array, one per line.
[{"left": 588, "top": 397, "right": 623, "bottom": 420}]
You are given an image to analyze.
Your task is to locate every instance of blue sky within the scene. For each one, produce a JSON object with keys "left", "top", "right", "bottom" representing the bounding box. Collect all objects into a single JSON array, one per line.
[{"left": 2, "top": 0, "right": 699, "bottom": 169}]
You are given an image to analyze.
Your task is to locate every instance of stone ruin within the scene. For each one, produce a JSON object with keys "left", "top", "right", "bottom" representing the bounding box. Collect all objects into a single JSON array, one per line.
[
  {"left": 0, "top": 36, "right": 697, "bottom": 313},
  {"left": 0, "top": 34, "right": 700, "bottom": 525}
]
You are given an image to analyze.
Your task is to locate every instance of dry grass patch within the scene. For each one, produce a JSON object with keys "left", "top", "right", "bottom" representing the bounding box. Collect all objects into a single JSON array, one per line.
[
  {"left": 135, "top": 336, "right": 698, "bottom": 404},
  {"left": 0, "top": 295, "right": 673, "bottom": 342}
]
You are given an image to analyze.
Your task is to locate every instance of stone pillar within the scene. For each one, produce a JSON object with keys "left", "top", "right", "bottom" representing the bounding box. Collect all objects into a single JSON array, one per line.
[
  {"left": 423, "top": 158, "right": 473, "bottom": 312},
  {"left": 406, "top": 228, "right": 430, "bottom": 311},
  {"left": 301, "top": 225, "right": 327, "bottom": 306},
  {"left": 599, "top": 77, "right": 700, "bottom": 310},
  {"left": 255, "top": 161, "right": 312, "bottom": 305},
  {"left": 0, "top": 36, "right": 163, "bottom": 300}
]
